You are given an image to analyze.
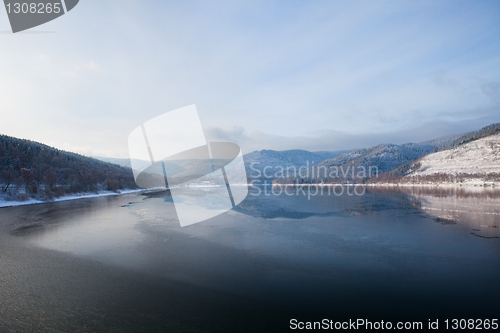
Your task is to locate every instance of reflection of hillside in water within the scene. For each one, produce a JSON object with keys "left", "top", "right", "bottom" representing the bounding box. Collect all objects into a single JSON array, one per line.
[
  {"left": 235, "top": 186, "right": 423, "bottom": 220},
  {"left": 140, "top": 186, "right": 499, "bottom": 239},
  {"left": 369, "top": 186, "right": 500, "bottom": 238},
  {"left": 236, "top": 186, "right": 500, "bottom": 238}
]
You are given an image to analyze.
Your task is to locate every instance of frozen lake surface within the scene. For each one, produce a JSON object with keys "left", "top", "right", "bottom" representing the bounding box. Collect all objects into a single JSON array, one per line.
[{"left": 0, "top": 186, "right": 499, "bottom": 332}]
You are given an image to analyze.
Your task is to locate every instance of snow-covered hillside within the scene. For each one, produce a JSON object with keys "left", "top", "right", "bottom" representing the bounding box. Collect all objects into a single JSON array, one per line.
[{"left": 406, "top": 133, "right": 500, "bottom": 182}]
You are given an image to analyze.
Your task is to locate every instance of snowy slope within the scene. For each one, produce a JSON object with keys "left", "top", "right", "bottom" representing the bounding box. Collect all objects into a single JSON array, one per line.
[{"left": 407, "top": 133, "right": 500, "bottom": 177}]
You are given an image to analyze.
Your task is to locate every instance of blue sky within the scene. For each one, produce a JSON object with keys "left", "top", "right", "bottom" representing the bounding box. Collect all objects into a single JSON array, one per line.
[{"left": 0, "top": 0, "right": 499, "bottom": 157}]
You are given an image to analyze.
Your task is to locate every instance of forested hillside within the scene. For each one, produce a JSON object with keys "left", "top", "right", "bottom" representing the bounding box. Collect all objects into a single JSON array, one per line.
[
  {"left": 399, "top": 132, "right": 500, "bottom": 185},
  {"left": 0, "top": 134, "right": 136, "bottom": 201},
  {"left": 272, "top": 143, "right": 435, "bottom": 184},
  {"left": 372, "top": 123, "right": 500, "bottom": 184},
  {"left": 436, "top": 122, "right": 500, "bottom": 152},
  {"left": 268, "top": 124, "right": 500, "bottom": 185}
]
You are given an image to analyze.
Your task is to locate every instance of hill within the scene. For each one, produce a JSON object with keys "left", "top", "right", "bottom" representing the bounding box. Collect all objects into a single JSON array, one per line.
[
  {"left": 92, "top": 122, "right": 500, "bottom": 187},
  {"left": 271, "top": 143, "right": 435, "bottom": 184},
  {"left": 418, "top": 132, "right": 472, "bottom": 149},
  {"left": 402, "top": 133, "right": 500, "bottom": 185},
  {"left": 0, "top": 134, "right": 136, "bottom": 201},
  {"left": 96, "top": 149, "right": 349, "bottom": 185},
  {"left": 436, "top": 122, "right": 500, "bottom": 152},
  {"left": 319, "top": 143, "right": 433, "bottom": 174},
  {"left": 270, "top": 124, "right": 500, "bottom": 185}
]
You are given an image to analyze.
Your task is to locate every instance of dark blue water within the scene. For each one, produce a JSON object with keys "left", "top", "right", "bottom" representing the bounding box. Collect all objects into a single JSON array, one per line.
[{"left": 1, "top": 186, "right": 499, "bottom": 332}]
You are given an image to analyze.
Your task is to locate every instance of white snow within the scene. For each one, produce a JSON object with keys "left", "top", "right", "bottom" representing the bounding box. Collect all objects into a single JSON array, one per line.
[
  {"left": 405, "top": 189, "right": 500, "bottom": 238},
  {"left": 406, "top": 133, "right": 500, "bottom": 179}
]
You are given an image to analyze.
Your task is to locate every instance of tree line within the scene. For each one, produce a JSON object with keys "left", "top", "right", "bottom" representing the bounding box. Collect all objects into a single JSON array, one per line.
[{"left": 435, "top": 122, "right": 500, "bottom": 152}]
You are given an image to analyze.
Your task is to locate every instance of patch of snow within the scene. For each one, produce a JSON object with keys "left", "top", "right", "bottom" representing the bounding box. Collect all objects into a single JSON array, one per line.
[{"left": 407, "top": 134, "right": 500, "bottom": 177}]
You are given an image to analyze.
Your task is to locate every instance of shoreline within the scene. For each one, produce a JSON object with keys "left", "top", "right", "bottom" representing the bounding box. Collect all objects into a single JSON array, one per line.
[
  {"left": 268, "top": 182, "right": 499, "bottom": 188},
  {"left": 0, "top": 189, "right": 145, "bottom": 209},
  {"left": 2, "top": 181, "right": 498, "bottom": 209}
]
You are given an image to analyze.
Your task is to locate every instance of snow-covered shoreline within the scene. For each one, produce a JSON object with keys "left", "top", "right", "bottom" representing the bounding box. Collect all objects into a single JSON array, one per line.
[
  {"left": 2, "top": 182, "right": 498, "bottom": 209},
  {"left": 0, "top": 189, "right": 145, "bottom": 209},
  {"left": 368, "top": 180, "right": 500, "bottom": 188},
  {"left": 270, "top": 182, "right": 499, "bottom": 188}
]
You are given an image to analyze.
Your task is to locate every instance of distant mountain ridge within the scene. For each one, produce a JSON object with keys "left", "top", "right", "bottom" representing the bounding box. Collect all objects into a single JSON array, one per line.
[
  {"left": 243, "top": 149, "right": 349, "bottom": 180},
  {"left": 93, "top": 123, "right": 500, "bottom": 186},
  {"left": 398, "top": 126, "right": 500, "bottom": 186},
  {"left": 313, "top": 143, "right": 434, "bottom": 177},
  {"left": 270, "top": 124, "right": 499, "bottom": 184},
  {"left": 417, "top": 132, "right": 472, "bottom": 149},
  {"left": 244, "top": 149, "right": 346, "bottom": 166},
  {"left": 438, "top": 122, "right": 500, "bottom": 151},
  {"left": 373, "top": 122, "right": 500, "bottom": 185},
  {"left": 3, "top": 121, "right": 495, "bottom": 204}
]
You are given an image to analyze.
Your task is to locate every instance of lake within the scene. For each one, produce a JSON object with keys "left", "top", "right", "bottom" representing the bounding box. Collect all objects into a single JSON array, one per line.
[{"left": 0, "top": 185, "right": 499, "bottom": 332}]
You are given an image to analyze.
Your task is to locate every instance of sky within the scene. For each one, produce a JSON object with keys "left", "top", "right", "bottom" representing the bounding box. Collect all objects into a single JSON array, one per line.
[{"left": 0, "top": 0, "right": 499, "bottom": 157}]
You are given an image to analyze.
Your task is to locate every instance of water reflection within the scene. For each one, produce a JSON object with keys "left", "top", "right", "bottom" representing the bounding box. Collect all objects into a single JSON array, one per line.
[
  {"left": 13, "top": 186, "right": 500, "bottom": 262},
  {"left": 2, "top": 185, "right": 500, "bottom": 327},
  {"left": 369, "top": 186, "right": 500, "bottom": 238},
  {"left": 235, "top": 185, "right": 423, "bottom": 219}
]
